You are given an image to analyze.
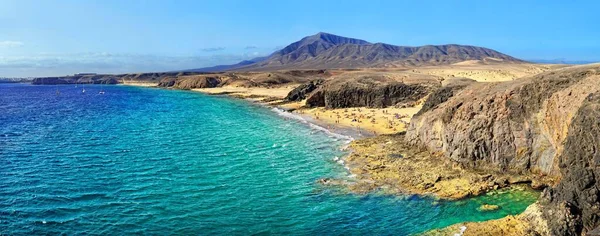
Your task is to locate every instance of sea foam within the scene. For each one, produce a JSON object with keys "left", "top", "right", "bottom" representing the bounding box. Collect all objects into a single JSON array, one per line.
[{"left": 271, "top": 107, "right": 354, "bottom": 143}]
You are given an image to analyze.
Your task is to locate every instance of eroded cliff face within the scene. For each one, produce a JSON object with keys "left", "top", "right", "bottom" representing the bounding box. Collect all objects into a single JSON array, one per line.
[
  {"left": 158, "top": 75, "right": 227, "bottom": 89},
  {"left": 305, "top": 75, "right": 434, "bottom": 108},
  {"left": 156, "top": 71, "right": 326, "bottom": 90},
  {"left": 406, "top": 64, "right": 600, "bottom": 235},
  {"left": 284, "top": 79, "right": 324, "bottom": 101},
  {"left": 540, "top": 91, "right": 600, "bottom": 235}
]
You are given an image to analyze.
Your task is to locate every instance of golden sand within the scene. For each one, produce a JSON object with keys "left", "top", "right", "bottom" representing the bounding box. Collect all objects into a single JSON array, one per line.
[
  {"left": 295, "top": 106, "right": 421, "bottom": 135},
  {"left": 120, "top": 81, "right": 158, "bottom": 87},
  {"left": 193, "top": 85, "right": 296, "bottom": 100},
  {"left": 409, "top": 63, "right": 566, "bottom": 82}
]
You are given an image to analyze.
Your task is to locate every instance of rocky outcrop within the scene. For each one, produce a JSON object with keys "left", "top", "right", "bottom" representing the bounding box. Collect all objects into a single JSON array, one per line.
[
  {"left": 406, "top": 64, "right": 600, "bottom": 235},
  {"left": 284, "top": 79, "right": 324, "bottom": 101},
  {"left": 336, "top": 134, "right": 544, "bottom": 200},
  {"left": 158, "top": 75, "right": 224, "bottom": 89},
  {"left": 32, "top": 75, "right": 120, "bottom": 85},
  {"left": 540, "top": 91, "right": 600, "bottom": 235},
  {"left": 155, "top": 71, "right": 321, "bottom": 90},
  {"left": 31, "top": 70, "right": 322, "bottom": 89},
  {"left": 305, "top": 75, "right": 433, "bottom": 108},
  {"left": 31, "top": 72, "right": 209, "bottom": 85},
  {"left": 415, "top": 84, "right": 467, "bottom": 116}
]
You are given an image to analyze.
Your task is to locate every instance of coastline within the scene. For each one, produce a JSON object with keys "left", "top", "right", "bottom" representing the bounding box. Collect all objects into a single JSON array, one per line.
[
  {"left": 118, "top": 81, "right": 158, "bottom": 87},
  {"left": 295, "top": 111, "right": 374, "bottom": 140},
  {"left": 190, "top": 86, "right": 376, "bottom": 140},
  {"left": 125, "top": 83, "right": 546, "bottom": 235}
]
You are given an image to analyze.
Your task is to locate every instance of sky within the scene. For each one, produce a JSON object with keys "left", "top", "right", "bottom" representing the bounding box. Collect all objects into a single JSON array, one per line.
[{"left": 1, "top": 0, "right": 599, "bottom": 77}]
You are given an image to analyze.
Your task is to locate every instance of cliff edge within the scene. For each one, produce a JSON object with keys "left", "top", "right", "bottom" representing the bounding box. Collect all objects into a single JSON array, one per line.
[{"left": 406, "top": 64, "right": 600, "bottom": 235}]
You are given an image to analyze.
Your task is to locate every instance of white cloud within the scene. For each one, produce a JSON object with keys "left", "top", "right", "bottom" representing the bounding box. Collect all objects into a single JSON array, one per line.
[
  {"left": 0, "top": 41, "right": 24, "bottom": 48},
  {"left": 0, "top": 52, "right": 268, "bottom": 77},
  {"left": 201, "top": 47, "right": 226, "bottom": 52}
]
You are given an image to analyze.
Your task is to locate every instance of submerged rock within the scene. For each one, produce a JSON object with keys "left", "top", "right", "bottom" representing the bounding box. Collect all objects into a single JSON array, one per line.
[{"left": 478, "top": 204, "right": 500, "bottom": 211}]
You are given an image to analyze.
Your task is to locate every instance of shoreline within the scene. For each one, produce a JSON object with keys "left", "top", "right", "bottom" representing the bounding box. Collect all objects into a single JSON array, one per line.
[
  {"left": 190, "top": 85, "right": 376, "bottom": 140},
  {"left": 296, "top": 112, "right": 375, "bottom": 140},
  {"left": 128, "top": 83, "right": 547, "bottom": 235}
]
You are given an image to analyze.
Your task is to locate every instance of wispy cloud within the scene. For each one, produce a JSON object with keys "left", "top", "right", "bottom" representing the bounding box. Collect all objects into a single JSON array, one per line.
[
  {"left": 0, "top": 52, "right": 267, "bottom": 77},
  {"left": 201, "top": 47, "right": 225, "bottom": 52},
  {"left": 244, "top": 46, "right": 257, "bottom": 50},
  {"left": 0, "top": 41, "right": 24, "bottom": 48}
]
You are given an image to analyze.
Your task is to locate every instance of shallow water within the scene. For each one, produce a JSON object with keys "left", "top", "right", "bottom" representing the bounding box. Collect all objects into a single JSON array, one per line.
[{"left": 0, "top": 84, "right": 538, "bottom": 235}]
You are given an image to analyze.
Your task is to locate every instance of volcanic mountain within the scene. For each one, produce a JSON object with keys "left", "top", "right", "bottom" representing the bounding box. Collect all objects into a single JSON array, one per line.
[{"left": 188, "top": 32, "right": 525, "bottom": 72}]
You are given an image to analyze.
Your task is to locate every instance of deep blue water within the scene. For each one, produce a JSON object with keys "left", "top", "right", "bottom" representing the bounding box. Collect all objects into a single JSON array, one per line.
[{"left": 0, "top": 84, "right": 537, "bottom": 235}]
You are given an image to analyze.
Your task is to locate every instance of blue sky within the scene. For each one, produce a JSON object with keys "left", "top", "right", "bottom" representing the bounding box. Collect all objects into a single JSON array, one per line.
[{"left": 1, "top": 0, "right": 599, "bottom": 77}]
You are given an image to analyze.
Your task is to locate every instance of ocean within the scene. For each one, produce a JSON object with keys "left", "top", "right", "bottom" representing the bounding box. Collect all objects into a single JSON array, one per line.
[{"left": 0, "top": 84, "right": 537, "bottom": 235}]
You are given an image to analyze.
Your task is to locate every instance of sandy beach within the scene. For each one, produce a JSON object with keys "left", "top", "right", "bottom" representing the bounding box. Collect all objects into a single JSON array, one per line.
[
  {"left": 120, "top": 81, "right": 159, "bottom": 87},
  {"left": 192, "top": 84, "right": 424, "bottom": 136},
  {"left": 193, "top": 85, "right": 297, "bottom": 100},
  {"left": 295, "top": 106, "right": 421, "bottom": 136}
]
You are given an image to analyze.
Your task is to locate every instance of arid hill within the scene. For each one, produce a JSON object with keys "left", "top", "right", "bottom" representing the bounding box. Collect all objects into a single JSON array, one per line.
[{"left": 188, "top": 32, "right": 525, "bottom": 72}]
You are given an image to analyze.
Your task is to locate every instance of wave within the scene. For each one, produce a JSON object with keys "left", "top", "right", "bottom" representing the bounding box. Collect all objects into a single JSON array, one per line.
[{"left": 270, "top": 108, "right": 354, "bottom": 142}]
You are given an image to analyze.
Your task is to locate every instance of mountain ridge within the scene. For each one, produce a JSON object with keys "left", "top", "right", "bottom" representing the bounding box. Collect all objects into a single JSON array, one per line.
[{"left": 186, "top": 32, "right": 525, "bottom": 72}]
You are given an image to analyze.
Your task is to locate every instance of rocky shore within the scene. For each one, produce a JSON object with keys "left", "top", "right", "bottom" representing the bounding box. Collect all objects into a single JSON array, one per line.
[
  {"left": 310, "top": 64, "right": 600, "bottom": 235},
  {"left": 175, "top": 64, "right": 600, "bottom": 235},
  {"left": 323, "top": 134, "right": 550, "bottom": 200},
  {"left": 423, "top": 203, "right": 550, "bottom": 235},
  {"left": 408, "top": 64, "right": 600, "bottom": 235},
  {"left": 29, "top": 63, "right": 600, "bottom": 235}
]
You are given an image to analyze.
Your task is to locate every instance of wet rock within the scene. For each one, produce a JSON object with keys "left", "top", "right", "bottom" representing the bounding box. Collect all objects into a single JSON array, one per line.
[{"left": 478, "top": 204, "right": 501, "bottom": 211}]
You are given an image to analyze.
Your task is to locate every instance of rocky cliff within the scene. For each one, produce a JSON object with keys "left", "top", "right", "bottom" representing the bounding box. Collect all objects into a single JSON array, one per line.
[
  {"left": 406, "top": 64, "right": 600, "bottom": 235},
  {"left": 285, "top": 79, "right": 324, "bottom": 101},
  {"left": 155, "top": 70, "right": 327, "bottom": 90},
  {"left": 304, "top": 74, "right": 435, "bottom": 108}
]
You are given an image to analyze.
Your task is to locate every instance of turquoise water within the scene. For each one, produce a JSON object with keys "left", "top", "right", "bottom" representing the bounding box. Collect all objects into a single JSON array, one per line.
[{"left": 0, "top": 84, "right": 538, "bottom": 235}]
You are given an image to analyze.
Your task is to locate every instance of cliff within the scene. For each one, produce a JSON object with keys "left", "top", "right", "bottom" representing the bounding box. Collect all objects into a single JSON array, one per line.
[
  {"left": 406, "top": 64, "right": 600, "bottom": 235},
  {"left": 156, "top": 70, "right": 328, "bottom": 90}
]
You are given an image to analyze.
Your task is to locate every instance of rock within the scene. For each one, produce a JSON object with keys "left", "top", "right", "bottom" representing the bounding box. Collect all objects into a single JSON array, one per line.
[
  {"left": 305, "top": 75, "right": 434, "bottom": 108},
  {"left": 406, "top": 64, "right": 600, "bottom": 235},
  {"left": 284, "top": 79, "right": 324, "bottom": 101},
  {"left": 587, "top": 226, "right": 600, "bottom": 236},
  {"left": 478, "top": 204, "right": 501, "bottom": 211},
  {"left": 388, "top": 153, "right": 404, "bottom": 159},
  {"left": 32, "top": 72, "right": 207, "bottom": 85},
  {"left": 415, "top": 84, "right": 468, "bottom": 116},
  {"left": 158, "top": 75, "right": 223, "bottom": 89},
  {"left": 32, "top": 74, "right": 121, "bottom": 85}
]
